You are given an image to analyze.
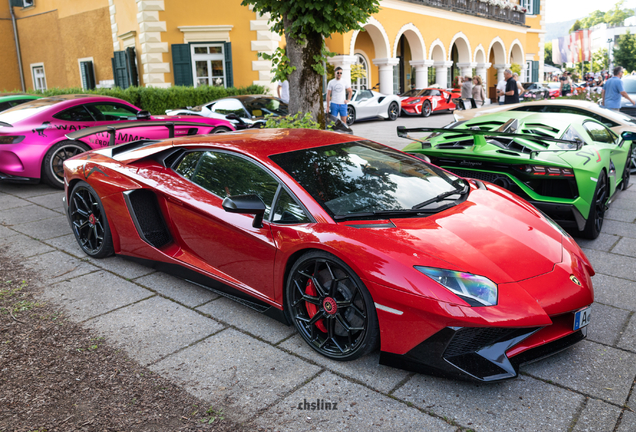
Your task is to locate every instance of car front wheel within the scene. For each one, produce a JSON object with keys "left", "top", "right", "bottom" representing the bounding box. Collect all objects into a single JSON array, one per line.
[
  {"left": 42, "top": 141, "right": 90, "bottom": 189},
  {"left": 346, "top": 106, "right": 356, "bottom": 126},
  {"left": 387, "top": 102, "right": 399, "bottom": 121},
  {"left": 421, "top": 100, "right": 432, "bottom": 117},
  {"left": 286, "top": 251, "right": 379, "bottom": 361},
  {"left": 68, "top": 181, "right": 114, "bottom": 258},
  {"left": 581, "top": 170, "right": 608, "bottom": 239}
]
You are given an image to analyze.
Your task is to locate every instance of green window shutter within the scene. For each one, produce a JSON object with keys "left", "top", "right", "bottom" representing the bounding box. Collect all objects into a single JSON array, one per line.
[
  {"left": 125, "top": 47, "right": 139, "bottom": 87},
  {"left": 172, "top": 44, "right": 193, "bottom": 86},
  {"left": 80, "top": 61, "right": 96, "bottom": 90},
  {"left": 112, "top": 51, "right": 130, "bottom": 89},
  {"left": 224, "top": 42, "right": 233, "bottom": 88},
  {"left": 10, "top": 0, "right": 23, "bottom": 7},
  {"left": 532, "top": 0, "right": 540, "bottom": 15},
  {"left": 531, "top": 61, "right": 539, "bottom": 82}
]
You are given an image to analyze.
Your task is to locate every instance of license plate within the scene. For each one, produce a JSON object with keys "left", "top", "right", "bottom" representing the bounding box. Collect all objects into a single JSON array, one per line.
[{"left": 574, "top": 306, "right": 591, "bottom": 331}]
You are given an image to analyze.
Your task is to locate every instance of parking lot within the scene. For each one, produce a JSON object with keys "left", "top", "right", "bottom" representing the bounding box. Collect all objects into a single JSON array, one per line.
[{"left": 1, "top": 114, "right": 636, "bottom": 431}]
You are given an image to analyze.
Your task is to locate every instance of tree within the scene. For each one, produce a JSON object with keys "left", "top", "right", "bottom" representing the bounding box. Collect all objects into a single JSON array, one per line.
[
  {"left": 613, "top": 31, "right": 636, "bottom": 73},
  {"left": 569, "top": 20, "right": 581, "bottom": 33},
  {"left": 241, "top": 0, "right": 380, "bottom": 126},
  {"left": 591, "top": 48, "right": 608, "bottom": 72},
  {"left": 604, "top": 0, "right": 634, "bottom": 26},
  {"left": 579, "top": 10, "right": 606, "bottom": 28},
  {"left": 544, "top": 41, "right": 554, "bottom": 66}
]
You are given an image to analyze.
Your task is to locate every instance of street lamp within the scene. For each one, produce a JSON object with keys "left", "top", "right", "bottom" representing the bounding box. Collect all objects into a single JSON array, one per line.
[{"left": 607, "top": 38, "right": 613, "bottom": 72}]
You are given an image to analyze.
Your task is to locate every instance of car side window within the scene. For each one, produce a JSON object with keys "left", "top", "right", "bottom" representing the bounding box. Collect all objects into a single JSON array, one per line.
[
  {"left": 175, "top": 151, "right": 278, "bottom": 219},
  {"left": 211, "top": 99, "right": 247, "bottom": 117},
  {"left": 88, "top": 103, "right": 138, "bottom": 121},
  {"left": 53, "top": 105, "right": 95, "bottom": 122},
  {"left": 0, "top": 102, "right": 11, "bottom": 111},
  {"left": 430, "top": 90, "right": 441, "bottom": 96},
  {"left": 272, "top": 188, "right": 311, "bottom": 224},
  {"left": 583, "top": 121, "right": 616, "bottom": 144},
  {"left": 561, "top": 126, "right": 585, "bottom": 144}
]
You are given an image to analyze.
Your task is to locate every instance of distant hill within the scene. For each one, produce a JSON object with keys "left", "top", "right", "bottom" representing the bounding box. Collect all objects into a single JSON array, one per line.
[{"left": 546, "top": 19, "right": 578, "bottom": 42}]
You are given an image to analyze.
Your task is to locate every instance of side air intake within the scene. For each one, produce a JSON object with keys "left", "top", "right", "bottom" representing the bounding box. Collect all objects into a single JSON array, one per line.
[{"left": 123, "top": 189, "right": 172, "bottom": 248}]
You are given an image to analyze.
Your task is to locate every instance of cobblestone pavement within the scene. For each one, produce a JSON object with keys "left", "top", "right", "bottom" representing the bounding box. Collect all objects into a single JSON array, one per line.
[{"left": 1, "top": 115, "right": 635, "bottom": 431}]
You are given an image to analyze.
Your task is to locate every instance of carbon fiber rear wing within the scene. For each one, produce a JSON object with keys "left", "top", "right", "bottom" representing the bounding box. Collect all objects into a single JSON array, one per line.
[
  {"left": 65, "top": 121, "right": 214, "bottom": 147},
  {"left": 397, "top": 126, "right": 584, "bottom": 158}
]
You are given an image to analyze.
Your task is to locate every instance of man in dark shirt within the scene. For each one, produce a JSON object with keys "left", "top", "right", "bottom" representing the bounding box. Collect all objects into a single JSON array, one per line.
[{"left": 503, "top": 69, "right": 519, "bottom": 104}]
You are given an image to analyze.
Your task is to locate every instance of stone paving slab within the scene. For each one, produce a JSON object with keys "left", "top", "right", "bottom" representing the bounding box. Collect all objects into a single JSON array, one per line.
[
  {"left": 255, "top": 371, "right": 455, "bottom": 432},
  {"left": 617, "top": 313, "right": 636, "bottom": 352},
  {"left": 598, "top": 220, "right": 636, "bottom": 240},
  {"left": 393, "top": 374, "right": 583, "bottom": 432},
  {"left": 150, "top": 328, "right": 322, "bottom": 422},
  {"left": 522, "top": 340, "right": 636, "bottom": 405},
  {"left": 135, "top": 272, "right": 219, "bottom": 307},
  {"left": 0, "top": 183, "right": 59, "bottom": 198},
  {"left": 196, "top": 297, "right": 296, "bottom": 344},
  {"left": 605, "top": 207, "right": 636, "bottom": 223},
  {"left": 587, "top": 303, "right": 631, "bottom": 346},
  {"left": 25, "top": 250, "right": 100, "bottom": 285},
  {"left": 12, "top": 215, "right": 74, "bottom": 241},
  {"left": 618, "top": 410, "right": 636, "bottom": 432},
  {"left": 279, "top": 334, "right": 411, "bottom": 394},
  {"left": 0, "top": 193, "right": 32, "bottom": 211},
  {"left": 592, "top": 274, "right": 636, "bottom": 311},
  {"left": 611, "top": 196, "right": 636, "bottom": 210},
  {"left": 42, "top": 271, "right": 154, "bottom": 321},
  {"left": 24, "top": 191, "right": 65, "bottom": 213},
  {"left": 612, "top": 237, "right": 636, "bottom": 258},
  {"left": 575, "top": 233, "right": 620, "bottom": 252},
  {"left": 0, "top": 224, "right": 19, "bottom": 239},
  {"left": 86, "top": 296, "right": 225, "bottom": 366},
  {"left": 572, "top": 398, "right": 621, "bottom": 432},
  {"left": 0, "top": 204, "right": 61, "bottom": 226},
  {"left": 0, "top": 232, "right": 55, "bottom": 258},
  {"left": 581, "top": 248, "right": 636, "bottom": 281}
]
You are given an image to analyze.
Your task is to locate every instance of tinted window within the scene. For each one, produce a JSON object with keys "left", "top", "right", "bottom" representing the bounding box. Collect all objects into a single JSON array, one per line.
[
  {"left": 0, "top": 102, "right": 12, "bottom": 112},
  {"left": 623, "top": 79, "right": 636, "bottom": 93},
  {"left": 400, "top": 89, "right": 421, "bottom": 98},
  {"left": 270, "top": 141, "right": 461, "bottom": 217},
  {"left": 583, "top": 121, "right": 616, "bottom": 144},
  {"left": 243, "top": 98, "right": 288, "bottom": 117},
  {"left": 88, "top": 103, "right": 138, "bottom": 121},
  {"left": 272, "top": 188, "right": 310, "bottom": 224},
  {"left": 53, "top": 105, "right": 94, "bottom": 122},
  {"left": 211, "top": 99, "right": 247, "bottom": 117},
  {"left": 356, "top": 90, "right": 373, "bottom": 100},
  {"left": 175, "top": 151, "right": 278, "bottom": 219}
]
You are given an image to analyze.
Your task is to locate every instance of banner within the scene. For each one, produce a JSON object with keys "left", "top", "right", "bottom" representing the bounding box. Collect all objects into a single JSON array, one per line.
[{"left": 552, "top": 30, "right": 591, "bottom": 64}]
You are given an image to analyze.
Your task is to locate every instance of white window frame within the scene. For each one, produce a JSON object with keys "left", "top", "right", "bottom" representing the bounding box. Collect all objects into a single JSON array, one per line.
[
  {"left": 525, "top": 60, "right": 532, "bottom": 83},
  {"left": 78, "top": 57, "right": 95, "bottom": 90},
  {"left": 520, "top": 0, "right": 533, "bottom": 15},
  {"left": 22, "top": 0, "right": 34, "bottom": 7},
  {"left": 352, "top": 52, "right": 370, "bottom": 91},
  {"left": 31, "top": 63, "right": 46, "bottom": 91},
  {"left": 190, "top": 43, "right": 226, "bottom": 88}
]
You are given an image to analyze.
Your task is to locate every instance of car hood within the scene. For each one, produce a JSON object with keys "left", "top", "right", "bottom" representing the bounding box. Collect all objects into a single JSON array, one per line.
[{"left": 339, "top": 185, "right": 563, "bottom": 286}]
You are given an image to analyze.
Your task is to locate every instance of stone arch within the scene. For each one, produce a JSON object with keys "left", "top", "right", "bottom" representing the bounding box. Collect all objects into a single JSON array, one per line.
[
  {"left": 487, "top": 37, "right": 506, "bottom": 65},
  {"left": 393, "top": 23, "right": 426, "bottom": 60},
  {"left": 509, "top": 39, "right": 525, "bottom": 66},
  {"left": 429, "top": 39, "right": 446, "bottom": 63},
  {"left": 349, "top": 16, "right": 391, "bottom": 59},
  {"left": 448, "top": 32, "right": 471, "bottom": 63},
  {"left": 474, "top": 44, "right": 486, "bottom": 64}
]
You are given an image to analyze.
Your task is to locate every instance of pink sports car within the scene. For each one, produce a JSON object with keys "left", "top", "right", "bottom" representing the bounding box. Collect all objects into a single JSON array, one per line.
[{"left": 0, "top": 94, "right": 234, "bottom": 188}]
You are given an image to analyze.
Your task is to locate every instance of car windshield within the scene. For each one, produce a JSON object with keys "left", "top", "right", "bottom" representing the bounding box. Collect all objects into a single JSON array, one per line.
[
  {"left": 0, "top": 98, "right": 60, "bottom": 125},
  {"left": 400, "top": 89, "right": 421, "bottom": 98},
  {"left": 596, "top": 106, "right": 636, "bottom": 125},
  {"left": 547, "top": 83, "right": 560, "bottom": 89},
  {"left": 270, "top": 140, "right": 465, "bottom": 219},
  {"left": 623, "top": 79, "right": 636, "bottom": 93},
  {"left": 522, "top": 83, "right": 534, "bottom": 90},
  {"left": 243, "top": 98, "right": 288, "bottom": 117}
]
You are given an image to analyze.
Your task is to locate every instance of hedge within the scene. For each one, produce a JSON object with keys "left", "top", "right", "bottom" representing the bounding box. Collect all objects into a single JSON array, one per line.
[{"left": 20, "top": 84, "right": 269, "bottom": 115}]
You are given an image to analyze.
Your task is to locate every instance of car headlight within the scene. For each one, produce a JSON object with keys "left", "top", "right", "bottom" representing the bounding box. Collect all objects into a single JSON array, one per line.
[
  {"left": 415, "top": 266, "right": 498, "bottom": 306},
  {"left": 409, "top": 99, "right": 421, "bottom": 104}
]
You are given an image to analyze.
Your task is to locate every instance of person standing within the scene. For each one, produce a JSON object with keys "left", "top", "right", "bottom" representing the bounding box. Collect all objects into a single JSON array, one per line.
[
  {"left": 496, "top": 76, "right": 507, "bottom": 105},
  {"left": 503, "top": 69, "right": 519, "bottom": 104},
  {"left": 602, "top": 66, "right": 635, "bottom": 111},
  {"left": 512, "top": 73, "right": 524, "bottom": 94},
  {"left": 326, "top": 66, "right": 352, "bottom": 123},
  {"left": 461, "top": 76, "right": 473, "bottom": 99},
  {"left": 276, "top": 80, "right": 289, "bottom": 104},
  {"left": 472, "top": 76, "right": 486, "bottom": 106}
]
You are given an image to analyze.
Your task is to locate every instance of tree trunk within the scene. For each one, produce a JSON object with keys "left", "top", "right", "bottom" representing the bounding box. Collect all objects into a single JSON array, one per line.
[{"left": 283, "top": 15, "right": 326, "bottom": 127}]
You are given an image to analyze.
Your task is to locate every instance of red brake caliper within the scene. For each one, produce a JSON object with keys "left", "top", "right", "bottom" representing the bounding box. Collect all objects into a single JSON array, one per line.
[{"left": 305, "top": 279, "right": 327, "bottom": 332}]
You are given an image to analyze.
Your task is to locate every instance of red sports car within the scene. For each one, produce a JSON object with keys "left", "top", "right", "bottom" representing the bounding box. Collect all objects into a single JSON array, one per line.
[
  {"left": 63, "top": 128, "right": 594, "bottom": 381},
  {"left": 547, "top": 82, "right": 562, "bottom": 98},
  {"left": 0, "top": 94, "right": 234, "bottom": 189},
  {"left": 400, "top": 88, "right": 461, "bottom": 117}
]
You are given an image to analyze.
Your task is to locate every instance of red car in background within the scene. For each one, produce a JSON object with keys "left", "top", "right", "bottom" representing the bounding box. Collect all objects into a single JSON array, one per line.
[
  {"left": 546, "top": 82, "right": 561, "bottom": 98},
  {"left": 400, "top": 88, "right": 460, "bottom": 117}
]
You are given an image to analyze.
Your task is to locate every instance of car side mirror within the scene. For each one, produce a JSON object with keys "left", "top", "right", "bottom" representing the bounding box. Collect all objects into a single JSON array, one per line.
[
  {"left": 621, "top": 131, "right": 636, "bottom": 141},
  {"left": 222, "top": 194, "right": 266, "bottom": 228},
  {"left": 225, "top": 113, "right": 246, "bottom": 125},
  {"left": 137, "top": 110, "right": 152, "bottom": 120}
]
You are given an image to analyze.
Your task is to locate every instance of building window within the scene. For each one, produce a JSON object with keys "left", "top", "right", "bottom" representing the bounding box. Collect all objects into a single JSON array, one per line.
[
  {"left": 79, "top": 58, "right": 96, "bottom": 90},
  {"left": 192, "top": 44, "right": 226, "bottom": 87},
  {"left": 10, "top": 0, "right": 34, "bottom": 8},
  {"left": 520, "top": 0, "right": 539, "bottom": 15},
  {"left": 352, "top": 53, "right": 368, "bottom": 91},
  {"left": 31, "top": 64, "right": 46, "bottom": 91}
]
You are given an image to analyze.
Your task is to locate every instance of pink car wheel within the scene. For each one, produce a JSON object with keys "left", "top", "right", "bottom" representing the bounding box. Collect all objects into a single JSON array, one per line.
[{"left": 42, "top": 141, "right": 90, "bottom": 188}]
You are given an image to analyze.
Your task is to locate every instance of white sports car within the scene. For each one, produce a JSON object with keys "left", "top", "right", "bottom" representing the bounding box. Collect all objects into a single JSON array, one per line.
[{"left": 341, "top": 89, "right": 401, "bottom": 126}]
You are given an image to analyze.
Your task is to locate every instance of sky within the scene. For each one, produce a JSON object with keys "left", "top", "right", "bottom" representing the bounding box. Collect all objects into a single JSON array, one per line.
[{"left": 545, "top": 0, "right": 636, "bottom": 23}]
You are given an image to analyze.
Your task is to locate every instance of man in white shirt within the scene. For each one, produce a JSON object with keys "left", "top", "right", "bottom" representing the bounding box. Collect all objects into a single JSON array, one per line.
[
  {"left": 496, "top": 78, "right": 507, "bottom": 105},
  {"left": 276, "top": 80, "right": 289, "bottom": 104},
  {"left": 326, "top": 67, "right": 352, "bottom": 123}
]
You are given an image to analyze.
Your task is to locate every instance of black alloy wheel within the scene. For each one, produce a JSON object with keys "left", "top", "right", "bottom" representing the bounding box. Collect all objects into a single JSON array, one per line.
[
  {"left": 212, "top": 126, "right": 232, "bottom": 134},
  {"left": 630, "top": 145, "right": 636, "bottom": 175},
  {"left": 421, "top": 100, "right": 432, "bottom": 117},
  {"left": 582, "top": 171, "right": 608, "bottom": 239},
  {"left": 69, "top": 181, "right": 114, "bottom": 258},
  {"left": 42, "top": 141, "right": 90, "bottom": 189},
  {"left": 387, "top": 101, "right": 399, "bottom": 121},
  {"left": 346, "top": 106, "right": 356, "bottom": 126},
  {"left": 286, "top": 251, "right": 379, "bottom": 361},
  {"left": 622, "top": 146, "right": 632, "bottom": 190}
]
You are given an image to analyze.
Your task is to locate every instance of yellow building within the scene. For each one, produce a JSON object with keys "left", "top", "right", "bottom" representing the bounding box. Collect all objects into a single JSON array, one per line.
[{"left": 1, "top": 0, "right": 545, "bottom": 101}]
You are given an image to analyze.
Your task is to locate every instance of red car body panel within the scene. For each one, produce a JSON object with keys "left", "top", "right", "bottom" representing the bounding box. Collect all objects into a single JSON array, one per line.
[
  {"left": 63, "top": 129, "right": 594, "bottom": 380},
  {"left": 401, "top": 88, "right": 461, "bottom": 116}
]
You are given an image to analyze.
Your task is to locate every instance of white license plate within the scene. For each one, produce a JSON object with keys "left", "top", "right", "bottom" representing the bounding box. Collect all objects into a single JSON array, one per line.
[{"left": 574, "top": 306, "right": 591, "bottom": 331}]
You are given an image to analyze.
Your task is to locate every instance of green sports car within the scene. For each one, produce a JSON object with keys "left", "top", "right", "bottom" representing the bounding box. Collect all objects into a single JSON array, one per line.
[{"left": 400, "top": 111, "right": 634, "bottom": 239}]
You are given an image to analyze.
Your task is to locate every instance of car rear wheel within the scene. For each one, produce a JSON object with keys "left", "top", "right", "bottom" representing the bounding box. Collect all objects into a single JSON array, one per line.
[
  {"left": 286, "top": 251, "right": 379, "bottom": 361},
  {"left": 346, "top": 106, "right": 356, "bottom": 126},
  {"left": 212, "top": 126, "right": 232, "bottom": 134},
  {"left": 387, "top": 102, "right": 399, "bottom": 121},
  {"left": 581, "top": 170, "right": 608, "bottom": 239},
  {"left": 69, "top": 181, "right": 114, "bottom": 258},
  {"left": 630, "top": 144, "right": 636, "bottom": 175},
  {"left": 42, "top": 141, "right": 90, "bottom": 189},
  {"left": 421, "top": 100, "right": 432, "bottom": 117}
]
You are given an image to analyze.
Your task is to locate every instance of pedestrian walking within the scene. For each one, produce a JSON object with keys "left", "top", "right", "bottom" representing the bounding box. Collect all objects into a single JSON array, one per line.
[
  {"left": 602, "top": 66, "right": 635, "bottom": 111},
  {"left": 276, "top": 80, "right": 289, "bottom": 104},
  {"left": 326, "top": 67, "right": 352, "bottom": 123},
  {"left": 461, "top": 76, "right": 473, "bottom": 99},
  {"left": 503, "top": 69, "right": 519, "bottom": 104},
  {"left": 496, "top": 77, "right": 507, "bottom": 105},
  {"left": 472, "top": 76, "right": 486, "bottom": 106}
]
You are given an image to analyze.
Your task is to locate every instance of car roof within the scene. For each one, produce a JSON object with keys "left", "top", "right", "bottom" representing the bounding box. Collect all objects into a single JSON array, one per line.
[
  {"left": 0, "top": 94, "right": 41, "bottom": 101},
  {"left": 464, "top": 110, "right": 592, "bottom": 131},
  {"left": 456, "top": 99, "right": 618, "bottom": 121}
]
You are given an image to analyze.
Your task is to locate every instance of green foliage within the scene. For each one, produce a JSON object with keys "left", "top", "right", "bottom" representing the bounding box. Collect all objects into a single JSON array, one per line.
[
  {"left": 21, "top": 85, "right": 268, "bottom": 115},
  {"left": 614, "top": 31, "right": 636, "bottom": 73},
  {"left": 545, "top": 41, "right": 553, "bottom": 66},
  {"left": 577, "top": 1, "right": 634, "bottom": 29},
  {"left": 510, "top": 63, "right": 522, "bottom": 75},
  {"left": 260, "top": 47, "right": 295, "bottom": 83},
  {"left": 569, "top": 20, "right": 581, "bottom": 33},
  {"left": 263, "top": 112, "right": 321, "bottom": 129},
  {"left": 592, "top": 48, "right": 609, "bottom": 72}
]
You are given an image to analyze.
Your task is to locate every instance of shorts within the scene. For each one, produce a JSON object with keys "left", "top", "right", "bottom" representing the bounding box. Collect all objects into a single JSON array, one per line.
[{"left": 330, "top": 103, "right": 347, "bottom": 117}]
